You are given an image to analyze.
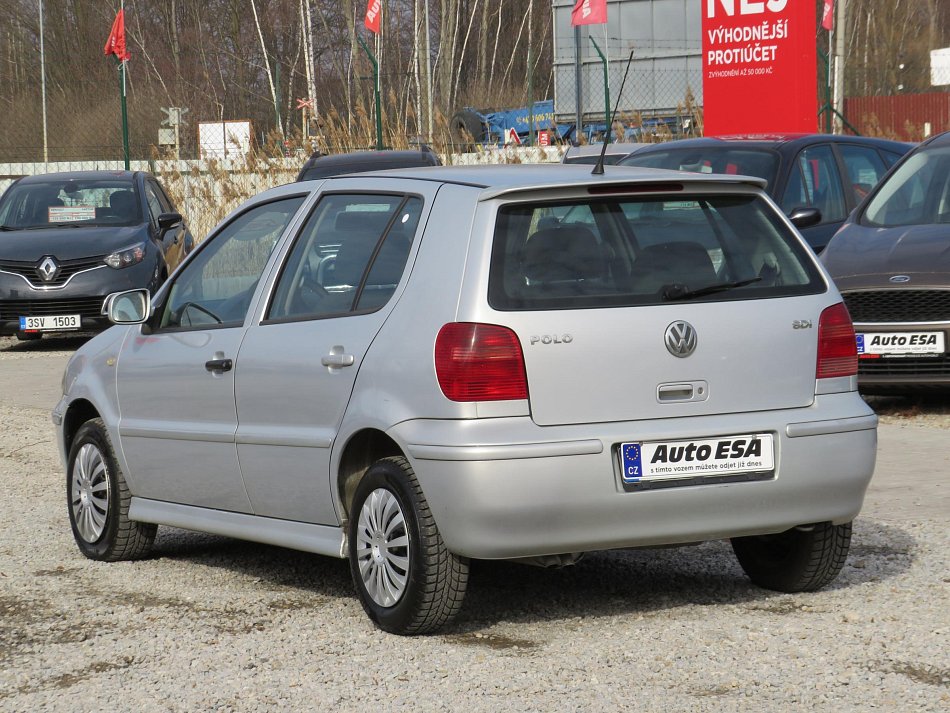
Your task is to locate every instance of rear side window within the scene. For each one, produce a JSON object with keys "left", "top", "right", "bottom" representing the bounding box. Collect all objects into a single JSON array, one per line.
[
  {"left": 267, "top": 193, "right": 422, "bottom": 321},
  {"left": 489, "top": 194, "right": 823, "bottom": 311},
  {"left": 838, "top": 145, "right": 888, "bottom": 203}
]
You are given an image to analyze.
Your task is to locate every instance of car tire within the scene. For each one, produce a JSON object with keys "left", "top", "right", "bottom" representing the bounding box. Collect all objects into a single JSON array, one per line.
[
  {"left": 67, "top": 418, "right": 156, "bottom": 562},
  {"left": 348, "top": 456, "right": 468, "bottom": 635},
  {"left": 731, "top": 521, "right": 852, "bottom": 593},
  {"left": 450, "top": 109, "right": 486, "bottom": 150}
]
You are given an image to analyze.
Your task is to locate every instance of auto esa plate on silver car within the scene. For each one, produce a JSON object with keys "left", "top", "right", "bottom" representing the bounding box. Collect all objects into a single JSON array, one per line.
[
  {"left": 856, "top": 332, "right": 945, "bottom": 357},
  {"left": 620, "top": 434, "right": 775, "bottom": 487}
]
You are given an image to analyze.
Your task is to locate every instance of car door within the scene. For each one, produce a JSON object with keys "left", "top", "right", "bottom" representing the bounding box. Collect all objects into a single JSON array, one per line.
[
  {"left": 115, "top": 193, "right": 308, "bottom": 512},
  {"left": 233, "top": 189, "right": 430, "bottom": 524}
]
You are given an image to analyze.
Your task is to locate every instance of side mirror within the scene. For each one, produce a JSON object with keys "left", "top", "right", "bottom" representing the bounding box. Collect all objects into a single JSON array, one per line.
[
  {"left": 787, "top": 207, "right": 822, "bottom": 229},
  {"left": 103, "top": 289, "right": 151, "bottom": 324},
  {"left": 157, "top": 212, "right": 183, "bottom": 232}
]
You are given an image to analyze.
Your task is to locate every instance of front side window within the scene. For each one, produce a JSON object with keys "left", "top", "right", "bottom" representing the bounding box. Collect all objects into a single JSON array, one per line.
[
  {"left": 268, "top": 194, "right": 421, "bottom": 321},
  {"left": 780, "top": 145, "right": 846, "bottom": 222},
  {"left": 0, "top": 178, "right": 141, "bottom": 228},
  {"left": 160, "top": 195, "right": 306, "bottom": 329},
  {"left": 489, "top": 193, "right": 823, "bottom": 311},
  {"left": 144, "top": 182, "right": 165, "bottom": 225},
  {"left": 863, "top": 145, "right": 950, "bottom": 227}
]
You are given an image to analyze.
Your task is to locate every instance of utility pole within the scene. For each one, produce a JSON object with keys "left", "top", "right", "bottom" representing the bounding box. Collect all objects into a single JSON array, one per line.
[
  {"left": 832, "top": 0, "right": 847, "bottom": 133},
  {"left": 424, "top": 0, "right": 433, "bottom": 142},
  {"left": 39, "top": 0, "right": 49, "bottom": 164}
]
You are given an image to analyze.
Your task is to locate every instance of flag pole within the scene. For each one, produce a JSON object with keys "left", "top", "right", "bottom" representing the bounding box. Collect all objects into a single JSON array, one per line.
[
  {"left": 119, "top": 0, "right": 130, "bottom": 169},
  {"left": 120, "top": 61, "right": 130, "bottom": 169}
]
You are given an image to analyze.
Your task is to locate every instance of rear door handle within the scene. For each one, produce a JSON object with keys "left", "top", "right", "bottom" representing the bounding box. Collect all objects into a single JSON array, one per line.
[
  {"left": 205, "top": 358, "right": 233, "bottom": 373},
  {"left": 321, "top": 354, "right": 355, "bottom": 367}
]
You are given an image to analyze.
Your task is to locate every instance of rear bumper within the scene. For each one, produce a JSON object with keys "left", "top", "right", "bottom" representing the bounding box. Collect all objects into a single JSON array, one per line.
[{"left": 389, "top": 393, "right": 877, "bottom": 559}]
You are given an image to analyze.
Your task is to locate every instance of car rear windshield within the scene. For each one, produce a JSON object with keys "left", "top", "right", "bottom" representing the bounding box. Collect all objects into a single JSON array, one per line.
[
  {"left": 488, "top": 193, "right": 824, "bottom": 311},
  {"left": 621, "top": 147, "right": 780, "bottom": 190},
  {"left": 0, "top": 178, "right": 141, "bottom": 229}
]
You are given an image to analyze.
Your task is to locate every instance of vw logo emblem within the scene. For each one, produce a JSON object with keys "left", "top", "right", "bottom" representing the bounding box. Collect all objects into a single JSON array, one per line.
[
  {"left": 664, "top": 320, "right": 697, "bottom": 358},
  {"left": 37, "top": 256, "right": 60, "bottom": 282},
  {"left": 888, "top": 275, "right": 911, "bottom": 283}
]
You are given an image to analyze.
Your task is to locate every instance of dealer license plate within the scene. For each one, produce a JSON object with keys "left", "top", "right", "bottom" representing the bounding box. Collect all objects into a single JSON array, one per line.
[
  {"left": 620, "top": 434, "right": 774, "bottom": 484},
  {"left": 19, "top": 314, "right": 81, "bottom": 332},
  {"left": 856, "top": 331, "right": 945, "bottom": 356}
]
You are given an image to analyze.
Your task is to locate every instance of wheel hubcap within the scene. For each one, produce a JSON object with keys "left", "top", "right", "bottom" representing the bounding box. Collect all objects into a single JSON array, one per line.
[
  {"left": 70, "top": 443, "right": 110, "bottom": 543},
  {"left": 355, "top": 488, "right": 410, "bottom": 607}
]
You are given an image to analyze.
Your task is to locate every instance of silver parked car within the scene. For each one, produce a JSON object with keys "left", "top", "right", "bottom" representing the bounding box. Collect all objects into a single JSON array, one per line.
[{"left": 55, "top": 165, "right": 877, "bottom": 635}]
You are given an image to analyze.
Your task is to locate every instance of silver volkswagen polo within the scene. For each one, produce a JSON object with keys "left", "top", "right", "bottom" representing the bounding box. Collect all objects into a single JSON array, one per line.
[{"left": 54, "top": 165, "right": 877, "bottom": 635}]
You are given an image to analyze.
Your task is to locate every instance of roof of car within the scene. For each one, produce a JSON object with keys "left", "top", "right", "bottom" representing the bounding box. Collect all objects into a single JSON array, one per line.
[
  {"left": 324, "top": 163, "right": 768, "bottom": 199},
  {"left": 297, "top": 149, "right": 441, "bottom": 181},
  {"left": 920, "top": 130, "right": 950, "bottom": 148},
  {"left": 630, "top": 134, "right": 913, "bottom": 152},
  {"left": 302, "top": 149, "right": 439, "bottom": 168},
  {"left": 16, "top": 170, "right": 141, "bottom": 184}
]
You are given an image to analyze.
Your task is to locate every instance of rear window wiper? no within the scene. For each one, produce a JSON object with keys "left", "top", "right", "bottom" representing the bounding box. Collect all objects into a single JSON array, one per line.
[{"left": 662, "top": 277, "right": 762, "bottom": 301}]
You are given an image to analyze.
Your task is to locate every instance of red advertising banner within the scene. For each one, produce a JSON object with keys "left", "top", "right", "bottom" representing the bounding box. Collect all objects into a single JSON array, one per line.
[{"left": 702, "top": 0, "right": 817, "bottom": 136}]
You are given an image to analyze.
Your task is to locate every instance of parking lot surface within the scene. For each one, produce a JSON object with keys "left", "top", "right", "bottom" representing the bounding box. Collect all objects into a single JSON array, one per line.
[{"left": 0, "top": 336, "right": 947, "bottom": 711}]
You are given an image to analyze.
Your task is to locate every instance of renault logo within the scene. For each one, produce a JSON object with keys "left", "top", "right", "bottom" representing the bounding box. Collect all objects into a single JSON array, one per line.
[
  {"left": 664, "top": 320, "right": 697, "bottom": 358},
  {"left": 37, "top": 256, "right": 60, "bottom": 283}
]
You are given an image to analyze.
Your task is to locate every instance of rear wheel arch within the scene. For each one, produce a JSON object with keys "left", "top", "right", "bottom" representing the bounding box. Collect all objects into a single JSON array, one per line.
[{"left": 336, "top": 428, "right": 403, "bottom": 521}]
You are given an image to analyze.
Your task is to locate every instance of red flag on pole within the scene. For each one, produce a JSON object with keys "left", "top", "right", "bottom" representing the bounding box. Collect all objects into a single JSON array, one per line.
[
  {"left": 821, "top": 0, "right": 835, "bottom": 31},
  {"left": 104, "top": 9, "right": 130, "bottom": 61},
  {"left": 571, "top": 0, "right": 607, "bottom": 27},
  {"left": 364, "top": 0, "right": 381, "bottom": 34}
]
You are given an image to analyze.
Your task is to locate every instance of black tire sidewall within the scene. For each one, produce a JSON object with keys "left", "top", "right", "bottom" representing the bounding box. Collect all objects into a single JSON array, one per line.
[
  {"left": 348, "top": 460, "right": 426, "bottom": 633},
  {"left": 66, "top": 420, "right": 122, "bottom": 560}
]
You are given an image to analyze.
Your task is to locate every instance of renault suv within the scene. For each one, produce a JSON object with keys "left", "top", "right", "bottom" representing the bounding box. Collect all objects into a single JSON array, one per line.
[{"left": 54, "top": 165, "right": 877, "bottom": 635}]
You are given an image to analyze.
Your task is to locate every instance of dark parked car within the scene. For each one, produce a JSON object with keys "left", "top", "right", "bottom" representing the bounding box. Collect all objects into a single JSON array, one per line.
[
  {"left": 561, "top": 143, "right": 648, "bottom": 165},
  {"left": 619, "top": 134, "right": 913, "bottom": 252},
  {"left": 297, "top": 147, "right": 442, "bottom": 181},
  {"left": 821, "top": 131, "right": 950, "bottom": 390},
  {"left": 0, "top": 170, "right": 193, "bottom": 340}
]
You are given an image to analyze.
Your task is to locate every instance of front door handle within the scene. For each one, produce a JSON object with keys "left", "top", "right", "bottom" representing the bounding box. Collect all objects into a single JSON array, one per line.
[
  {"left": 205, "top": 358, "right": 233, "bottom": 373},
  {"left": 321, "top": 353, "right": 355, "bottom": 368}
]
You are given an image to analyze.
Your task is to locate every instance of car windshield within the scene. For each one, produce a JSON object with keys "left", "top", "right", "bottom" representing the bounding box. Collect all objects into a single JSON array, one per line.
[
  {"left": 489, "top": 192, "right": 823, "bottom": 311},
  {"left": 0, "top": 178, "right": 141, "bottom": 229},
  {"left": 620, "top": 147, "right": 780, "bottom": 191},
  {"left": 862, "top": 144, "right": 950, "bottom": 227}
]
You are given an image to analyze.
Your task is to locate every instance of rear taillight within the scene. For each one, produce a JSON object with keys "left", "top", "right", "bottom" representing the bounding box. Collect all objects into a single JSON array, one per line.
[
  {"left": 817, "top": 303, "right": 858, "bottom": 379},
  {"left": 435, "top": 323, "right": 528, "bottom": 402}
]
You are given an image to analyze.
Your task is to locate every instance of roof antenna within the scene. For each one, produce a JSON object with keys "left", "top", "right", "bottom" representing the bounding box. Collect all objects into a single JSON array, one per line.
[{"left": 592, "top": 49, "right": 636, "bottom": 176}]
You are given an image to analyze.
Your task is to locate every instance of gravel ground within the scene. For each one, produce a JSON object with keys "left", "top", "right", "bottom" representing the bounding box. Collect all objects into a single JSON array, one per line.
[{"left": 0, "top": 338, "right": 948, "bottom": 712}]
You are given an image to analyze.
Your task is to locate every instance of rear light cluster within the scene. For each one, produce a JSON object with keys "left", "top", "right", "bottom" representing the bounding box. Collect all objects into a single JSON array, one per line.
[
  {"left": 816, "top": 303, "right": 858, "bottom": 379},
  {"left": 435, "top": 322, "right": 528, "bottom": 402}
]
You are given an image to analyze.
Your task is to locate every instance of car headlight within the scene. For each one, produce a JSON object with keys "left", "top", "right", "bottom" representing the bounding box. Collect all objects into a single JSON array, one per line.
[{"left": 104, "top": 243, "right": 146, "bottom": 269}]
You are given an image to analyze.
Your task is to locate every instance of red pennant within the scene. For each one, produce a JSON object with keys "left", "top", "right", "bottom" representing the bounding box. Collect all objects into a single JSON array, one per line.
[
  {"left": 571, "top": 0, "right": 607, "bottom": 27},
  {"left": 364, "top": 0, "right": 381, "bottom": 34},
  {"left": 104, "top": 9, "right": 130, "bottom": 61}
]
